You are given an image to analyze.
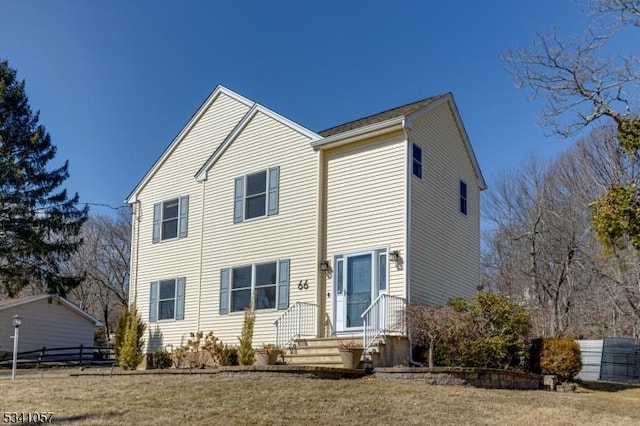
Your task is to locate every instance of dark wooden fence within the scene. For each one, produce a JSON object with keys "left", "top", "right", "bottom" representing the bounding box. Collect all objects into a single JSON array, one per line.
[{"left": 0, "top": 345, "right": 115, "bottom": 367}]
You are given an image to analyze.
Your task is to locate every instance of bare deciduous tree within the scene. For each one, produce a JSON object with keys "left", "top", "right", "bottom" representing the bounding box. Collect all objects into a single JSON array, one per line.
[
  {"left": 65, "top": 209, "right": 131, "bottom": 337},
  {"left": 503, "top": 0, "right": 640, "bottom": 138}
]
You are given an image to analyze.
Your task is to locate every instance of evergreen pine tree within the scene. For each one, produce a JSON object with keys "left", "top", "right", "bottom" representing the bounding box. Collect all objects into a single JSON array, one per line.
[{"left": 0, "top": 59, "right": 88, "bottom": 297}]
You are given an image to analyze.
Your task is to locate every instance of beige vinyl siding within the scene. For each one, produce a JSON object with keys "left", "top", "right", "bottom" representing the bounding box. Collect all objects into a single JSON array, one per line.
[
  {"left": 132, "top": 93, "right": 251, "bottom": 352},
  {"left": 0, "top": 299, "right": 95, "bottom": 354},
  {"left": 198, "top": 110, "right": 318, "bottom": 346},
  {"left": 409, "top": 101, "right": 481, "bottom": 306},
  {"left": 324, "top": 131, "right": 407, "bottom": 321}
]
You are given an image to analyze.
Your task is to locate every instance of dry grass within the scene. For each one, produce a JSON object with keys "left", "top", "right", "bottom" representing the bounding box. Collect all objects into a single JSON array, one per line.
[{"left": 2, "top": 369, "right": 640, "bottom": 425}]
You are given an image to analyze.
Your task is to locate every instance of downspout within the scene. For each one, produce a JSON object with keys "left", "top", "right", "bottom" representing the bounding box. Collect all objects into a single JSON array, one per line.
[
  {"left": 130, "top": 200, "right": 142, "bottom": 308},
  {"left": 403, "top": 121, "right": 411, "bottom": 305},
  {"left": 316, "top": 149, "right": 328, "bottom": 337},
  {"left": 196, "top": 180, "right": 207, "bottom": 331}
]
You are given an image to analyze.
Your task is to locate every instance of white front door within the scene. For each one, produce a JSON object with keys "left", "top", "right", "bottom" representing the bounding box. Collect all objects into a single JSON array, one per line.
[{"left": 334, "top": 250, "right": 388, "bottom": 332}]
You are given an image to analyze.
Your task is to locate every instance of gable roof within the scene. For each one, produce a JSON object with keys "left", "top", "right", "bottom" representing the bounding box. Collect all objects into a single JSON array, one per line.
[
  {"left": 313, "top": 92, "right": 486, "bottom": 190},
  {"left": 0, "top": 294, "right": 103, "bottom": 326},
  {"left": 195, "top": 102, "right": 321, "bottom": 182},
  {"left": 126, "top": 85, "right": 253, "bottom": 203},
  {"left": 318, "top": 94, "right": 447, "bottom": 137}
]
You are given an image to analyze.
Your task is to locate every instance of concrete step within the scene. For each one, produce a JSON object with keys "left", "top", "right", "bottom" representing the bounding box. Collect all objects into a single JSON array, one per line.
[
  {"left": 284, "top": 352, "right": 343, "bottom": 364},
  {"left": 294, "top": 337, "right": 363, "bottom": 348},
  {"left": 283, "top": 337, "right": 368, "bottom": 368}
]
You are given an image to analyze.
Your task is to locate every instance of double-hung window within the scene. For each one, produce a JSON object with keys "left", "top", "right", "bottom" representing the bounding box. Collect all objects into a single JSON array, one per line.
[
  {"left": 149, "top": 277, "right": 186, "bottom": 322},
  {"left": 219, "top": 259, "right": 290, "bottom": 314},
  {"left": 152, "top": 196, "right": 189, "bottom": 242},
  {"left": 233, "top": 166, "right": 279, "bottom": 223},
  {"left": 412, "top": 144, "right": 422, "bottom": 178},
  {"left": 459, "top": 180, "right": 468, "bottom": 215}
]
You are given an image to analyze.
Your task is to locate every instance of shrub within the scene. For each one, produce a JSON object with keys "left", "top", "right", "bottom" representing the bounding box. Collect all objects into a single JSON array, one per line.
[
  {"left": 152, "top": 349, "right": 173, "bottom": 369},
  {"left": 450, "top": 292, "right": 531, "bottom": 369},
  {"left": 237, "top": 308, "right": 255, "bottom": 365},
  {"left": 219, "top": 345, "right": 239, "bottom": 366},
  {"left": 540, "top": 338, "right": 582, "bottom": 381},
  {"left": 172, "top": 331, "right": 226, "bottom": 368},
  {"left": 407, "top": 292, "right": 532, "bottom": 369},
  {"left": 116, "top": 306, "right": 146, "bottom": 370},
  {"left": 94, "top": 326, "right": 107, "bottom": 347}
]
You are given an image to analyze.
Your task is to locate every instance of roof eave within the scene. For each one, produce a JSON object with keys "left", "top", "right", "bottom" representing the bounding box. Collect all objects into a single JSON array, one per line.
[
  {"left": 125, "top": 85, "right": 254, "bottom": 203},
  {"left": 311, "top": 117, "right": 406, "bottom": 150}
]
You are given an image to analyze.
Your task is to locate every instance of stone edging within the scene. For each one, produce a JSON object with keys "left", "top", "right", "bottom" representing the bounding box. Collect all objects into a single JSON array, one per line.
[{"left": 374, "top": 367, "right": 542, "bottom": 390}]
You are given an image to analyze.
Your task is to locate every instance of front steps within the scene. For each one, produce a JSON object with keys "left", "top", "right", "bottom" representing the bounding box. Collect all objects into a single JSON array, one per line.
[{"left": 283, "top": 337, "right": 365, "bottom": 368}]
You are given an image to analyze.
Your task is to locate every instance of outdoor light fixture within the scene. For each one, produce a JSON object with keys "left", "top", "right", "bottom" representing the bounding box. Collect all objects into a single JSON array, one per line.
[
  {"left": 11, "top": 314, "right": 22, "bottom": 381},
  {"left": 389, "top": 250, "right": 400, "bottom": 263},
  {"left": 12, "top": 314, "right": 22, "bottom": 328},
  {"left": 319, "top": 260, "right": 330, "bottom": 272}
]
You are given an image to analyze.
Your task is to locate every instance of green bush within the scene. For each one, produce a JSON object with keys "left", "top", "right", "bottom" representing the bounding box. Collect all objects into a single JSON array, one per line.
[
  {"left": 408, "top": 292, "right": 532, "bottom": 369},
  {"left": 219, "top": 346, "right": 239, "bottom": 366},
  {"left": 540, "top": 338, "right": 582, "bottom": 381},
  {"left": 237, "top": 308, "right": 255, "bottom": 365},
  {"left": 450, "top": 292, "right": 531, "bottom": 369},
  {"left": 152, "top": 349, "right": 173, "bottom": 369},
  {"left": 115, "top": 306, "right": 146, "bottom": 370}
]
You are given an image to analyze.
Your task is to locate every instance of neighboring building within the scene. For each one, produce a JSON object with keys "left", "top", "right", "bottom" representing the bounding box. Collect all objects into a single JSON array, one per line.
[
  {"left": 0, "top": 295, "right": 102, "bottom": 357},
  {"left": 127, "top": 86, "right": 486, "bottom": 362}
]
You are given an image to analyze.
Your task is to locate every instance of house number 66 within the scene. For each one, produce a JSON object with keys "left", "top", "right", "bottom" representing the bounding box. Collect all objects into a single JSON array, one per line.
[{"left": 298, "top": 280, "right": 309, "bottom": 290}]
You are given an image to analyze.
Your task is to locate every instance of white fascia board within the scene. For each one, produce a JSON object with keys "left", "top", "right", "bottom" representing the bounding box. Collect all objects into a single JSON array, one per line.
[
  {"left": 195, "top": 103, "right": 321, "bottom": 182},
  {"left": 311, "top": 117, "right": 405, "bottom": 150},
  {"left": 405, "top": 93, "right": 487, "bottom": 190},
  {"left": 125, "top": 85, "right": 254, "bottom": 203}
]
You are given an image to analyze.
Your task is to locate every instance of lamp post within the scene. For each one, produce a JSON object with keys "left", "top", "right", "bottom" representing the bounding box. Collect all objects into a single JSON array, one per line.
[{"left": 11, "top": 315, "right": 22, "bottom": 381}]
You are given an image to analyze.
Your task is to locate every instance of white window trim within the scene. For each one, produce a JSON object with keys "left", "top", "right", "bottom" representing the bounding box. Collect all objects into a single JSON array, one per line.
[{"left": 230, "top": 261, "right": 279, "bottom": 313}]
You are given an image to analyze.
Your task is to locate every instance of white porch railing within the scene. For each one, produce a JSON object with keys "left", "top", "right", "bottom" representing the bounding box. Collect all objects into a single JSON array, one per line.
[
  {"left": 361, "top": 294, "right": 407, "bottom": 352},
  {"left": 274, "top": 302, "right": 318, "bottom": 349}
]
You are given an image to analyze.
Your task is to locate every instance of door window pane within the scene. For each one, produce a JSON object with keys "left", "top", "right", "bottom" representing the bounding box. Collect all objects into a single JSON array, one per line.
[
  {"left": 336, "top": 259, "right": 344, "bottom": 294},
  {"left": 379, "top": 254, "right": 387, "bottom": 291},
  {"left": 346, "top": 254, "right": 372, "bottom": 328}
]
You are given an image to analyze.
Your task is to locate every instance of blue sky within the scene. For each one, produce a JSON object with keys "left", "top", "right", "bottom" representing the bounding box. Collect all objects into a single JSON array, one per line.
[{"left": 0, "top": 0, "right": 610, "bottom": 216}]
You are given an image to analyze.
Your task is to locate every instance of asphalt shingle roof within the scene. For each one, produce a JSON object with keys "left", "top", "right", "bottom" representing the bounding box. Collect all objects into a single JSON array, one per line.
[{"left": 318, "top": 94, "right": 447, "bottom": 137}]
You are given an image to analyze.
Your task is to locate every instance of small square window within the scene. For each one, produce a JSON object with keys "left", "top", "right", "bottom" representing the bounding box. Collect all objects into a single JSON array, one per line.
[
  {"left": 412, "top": 144, "right": 422, "bottom": 178},
  {"left": 459, "top": 181, "right": 468, "bottom": 215}
]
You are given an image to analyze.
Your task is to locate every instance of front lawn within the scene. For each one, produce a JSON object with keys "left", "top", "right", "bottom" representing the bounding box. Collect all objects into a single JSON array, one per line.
[{"left": 1, "top": 370, "right": 639, "bottom": 425}]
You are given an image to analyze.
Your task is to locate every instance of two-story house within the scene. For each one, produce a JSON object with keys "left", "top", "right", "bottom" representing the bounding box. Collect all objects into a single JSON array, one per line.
[{"left": 126, "top": 86, "right": 485, "bottom": 366}]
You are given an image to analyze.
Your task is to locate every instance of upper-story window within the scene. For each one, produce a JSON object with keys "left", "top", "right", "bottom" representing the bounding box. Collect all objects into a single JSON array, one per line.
[
  {"left": 152, "top": 196, "right": 189, "bottom": 243},
  {"left": 233, "top": 166, "right": 280, "bottom": 223},
  {"left": 459, "top": 180, "right": 468, "bottom": 215},
  {"left": 412, "top": 144, "right": 422, "bottom": 178}
]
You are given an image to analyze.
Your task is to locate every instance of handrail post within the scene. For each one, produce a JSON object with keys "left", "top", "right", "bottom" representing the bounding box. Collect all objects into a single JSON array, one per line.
[{"left": 79, "top": 344, "right": 84, "bottom": 365}]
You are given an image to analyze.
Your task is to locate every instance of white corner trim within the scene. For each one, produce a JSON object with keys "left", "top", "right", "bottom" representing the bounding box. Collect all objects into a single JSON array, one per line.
[
  {"left": 126, "top": 85, "right": 254, "bottom": 203},
  {"left": 311, "top": 117, "right": 405, "bottom": 150}
]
